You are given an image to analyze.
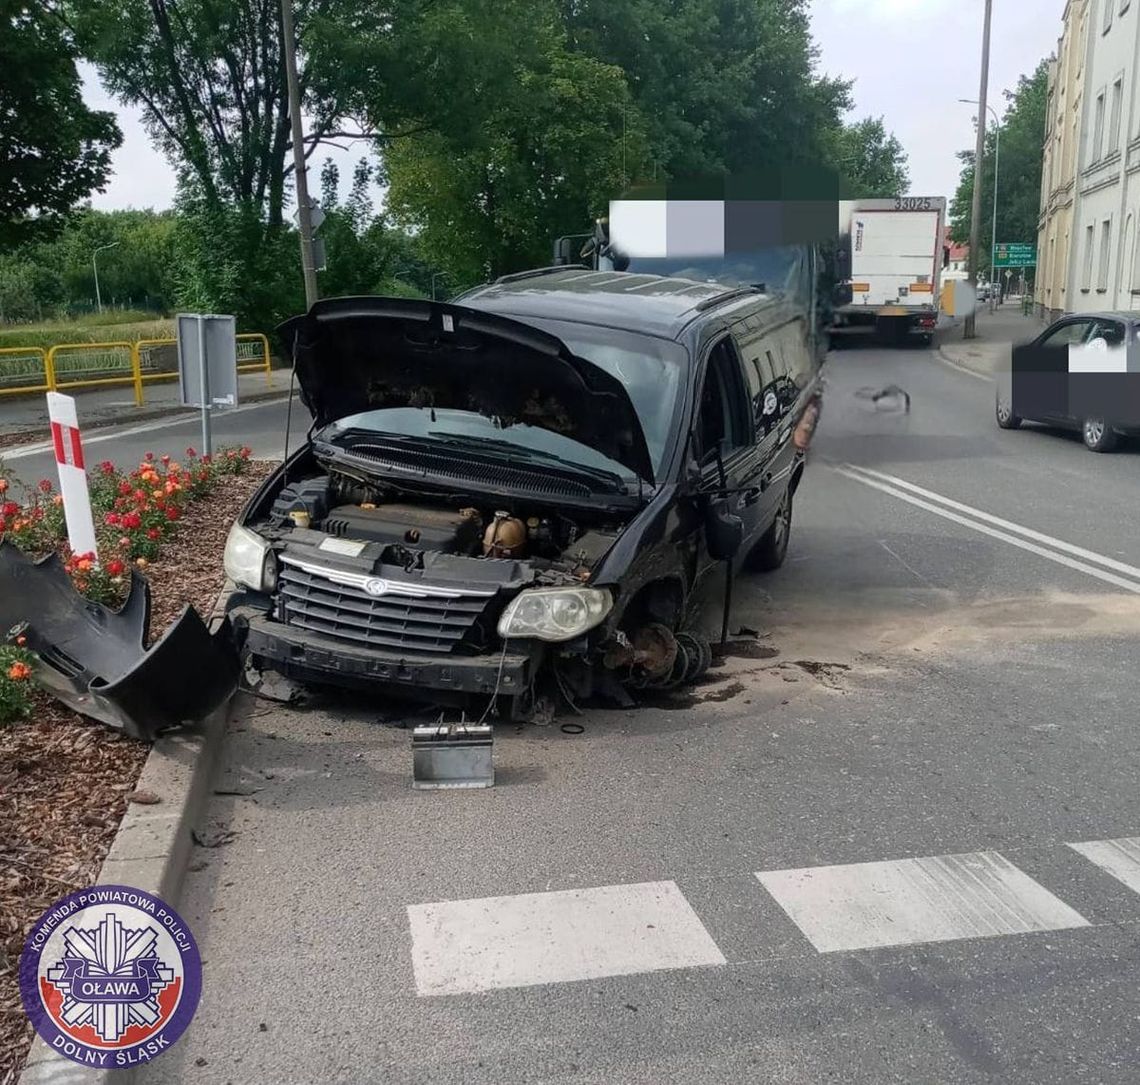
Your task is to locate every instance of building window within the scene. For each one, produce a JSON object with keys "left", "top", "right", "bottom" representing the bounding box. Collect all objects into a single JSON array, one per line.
[
  {"left": 1123, "top": 214, "right": 1135, "bottom": 295},
  {"left": 1133, "top": 216, "right": 1140, "bottom": 292},
  {"left": 1092, "top": 92, "right": 1106, "bottom": 161},
  {"left": 1098, "top": 219, "right": 1112, "bottom": 290},
  {"left": 1083, "top": 224, "right": 1095, "bottom": 288},
  {"left": 1109, "top": 78, "right": 1123, "bottom": 152}
]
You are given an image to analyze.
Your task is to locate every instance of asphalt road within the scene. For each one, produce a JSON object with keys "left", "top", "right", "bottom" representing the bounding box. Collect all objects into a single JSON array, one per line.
[
  {"left": 0, "top": 396, "right": 303, "bottom": 483},
  {"left": 129, "top": 342, "right": 1140, "bottom": 1085}
]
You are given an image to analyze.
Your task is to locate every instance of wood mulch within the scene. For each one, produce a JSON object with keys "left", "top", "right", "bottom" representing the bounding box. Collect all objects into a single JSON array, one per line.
[{"left": 0, "top": 460, "right": 273, "bottom": 1085}]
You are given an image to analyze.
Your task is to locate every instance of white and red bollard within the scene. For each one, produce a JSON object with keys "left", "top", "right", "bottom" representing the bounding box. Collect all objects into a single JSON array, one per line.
[{"left": 46, "top": 392, "right": 99, "bottom": 564}]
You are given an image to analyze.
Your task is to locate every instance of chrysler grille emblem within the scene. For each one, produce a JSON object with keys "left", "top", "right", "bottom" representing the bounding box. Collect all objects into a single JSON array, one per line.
[{"left": 362, "top": 577, "right": 389, "bottom": 597}]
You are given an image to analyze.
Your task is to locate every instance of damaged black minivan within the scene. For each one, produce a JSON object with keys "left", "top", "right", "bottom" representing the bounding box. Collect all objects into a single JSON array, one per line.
[{"left": 222, "top": 268, "right": 821, "bottom": 717}]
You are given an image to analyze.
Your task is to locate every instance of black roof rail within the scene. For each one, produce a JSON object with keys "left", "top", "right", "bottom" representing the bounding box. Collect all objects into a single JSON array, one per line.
[
  {"left": 494, "top": 264, "right": 590, "bottom": 285},
  {"left": 693, "top": 285, "right": 762, "bottom": 312}
]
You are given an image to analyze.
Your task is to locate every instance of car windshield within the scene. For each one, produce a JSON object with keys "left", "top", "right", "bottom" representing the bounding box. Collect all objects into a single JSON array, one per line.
[
  {"left": 319, "top": 322, "right": 687, "bottom": 484},
  {"left": 617, "top": 244, "right": 811, "bottom": 304}
]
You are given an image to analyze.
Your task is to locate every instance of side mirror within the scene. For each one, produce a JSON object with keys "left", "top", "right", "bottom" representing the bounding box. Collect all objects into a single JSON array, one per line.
[
  {"left": 552, "top": 237, "right": 578, "bottom": 265},
  {"left": 833, "top": 283, "right": 853, "bottom": 306},
  {"left": 705, "top": 497, "right": 744, "bottom": 562}
]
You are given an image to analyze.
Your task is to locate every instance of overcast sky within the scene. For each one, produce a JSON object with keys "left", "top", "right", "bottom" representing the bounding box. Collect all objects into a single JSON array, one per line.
[{"left": 84, "top": 0, "right": 1066, "bottom": 213}]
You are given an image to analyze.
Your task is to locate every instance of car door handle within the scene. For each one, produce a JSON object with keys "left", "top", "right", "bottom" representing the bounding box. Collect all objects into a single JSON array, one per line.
[{"left": 743, "top": 486, "right": 763, "bottom": 505}]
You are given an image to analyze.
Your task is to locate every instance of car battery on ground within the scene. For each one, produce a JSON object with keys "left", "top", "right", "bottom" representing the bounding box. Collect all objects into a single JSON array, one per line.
[{"left": 412, "top": 718, "right": 495, "bottom": 789}]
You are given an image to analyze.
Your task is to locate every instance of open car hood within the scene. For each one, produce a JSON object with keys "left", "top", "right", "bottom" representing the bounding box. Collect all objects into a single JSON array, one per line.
[{"left": 277, "top": 296, "right": 655, "bottom": 483}]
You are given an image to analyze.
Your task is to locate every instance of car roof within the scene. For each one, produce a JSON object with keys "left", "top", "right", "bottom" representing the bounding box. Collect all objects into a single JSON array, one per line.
[{"left": 456, "top": 267, "right": 780, "bottom": 340}]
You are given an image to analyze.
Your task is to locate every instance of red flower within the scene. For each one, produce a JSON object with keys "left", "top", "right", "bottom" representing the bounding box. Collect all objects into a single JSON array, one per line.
[
  {"left": 165, "top": 507, "right": 180, "bottom": 522},
  {"left": 105, "top": 512, "right": 121, "bottom": 526},
  {"left": 106, "top": 559, "right": 125, "bottom": 576},
  {"left": 146, "top": 527, "right": 161, "bottom": 541},
  {"left": 133, "top": 489, "right": 147, "bottom": 503},
  {"left": 37, "top": 479, "right": 52, "bottom": 493},
  {"left": 119, "top": 536, "right": 131, "bottom": 548},
  {"left": 118, "top": 481, "right": 132, "bottom": 496},
  {"left": 161, "top": 454, "right": 171, "bottom": 465},
  {"left": 99, "top": 461, "right": 116, "bottom": 475},
  {"left": 186, "top": 446, "right": 197, "bottom": 457},
  {"left": 7, "top": 661, "right": 31, "bottom": 681},
  {"left": 122, "top": 512, "right": 142, "bottom": 529},
  {"left": 200, "top": 455, "right": 211, "bottom": 465},
  {"left": 2, "top": 502, "right": 18, "bottom": 518},
  {"left": 240, "top": 447, "right": 251, "bottom": 459},
  {"left": 144, "top": 451, "right": 155, "bottom": 462}
]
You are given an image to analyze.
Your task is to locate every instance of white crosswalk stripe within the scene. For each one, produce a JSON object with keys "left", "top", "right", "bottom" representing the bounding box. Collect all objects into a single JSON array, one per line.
[
  {"left": 1068, "top": 837, "right": 1140, "bottom": 896},
  {"left": 407, "top": 880, "right": 726, "bottom": 997},
  {"left": 403, "top": 844, "right": 1139, "bottom": 995},
  {"left": 756, "top": 851, "right": 1090, "bottom": 953}
]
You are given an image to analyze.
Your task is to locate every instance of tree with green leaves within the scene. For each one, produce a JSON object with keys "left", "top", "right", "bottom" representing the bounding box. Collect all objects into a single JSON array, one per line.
[
  {"left": 949, "top": 59, "right": 1049, "bottom": 273},
  {"left": 312, "top": 0, "right": 645, "bottom": 284},
  {"left": 63, "top": 0, "right": 333, "bottom": 227},
  {"left": 557, "top": 0, "right": 855, "bottom": 181},
  {"left": 831, "top": 117, "right": 910, "bottom": 198},
  {"left": 0, "top": 2, "right": 121, "bottom": 246}
]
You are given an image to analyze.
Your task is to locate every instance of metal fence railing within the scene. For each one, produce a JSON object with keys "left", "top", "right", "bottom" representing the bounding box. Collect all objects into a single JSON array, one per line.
[{"left": 0, "top": 334, "right": 273, "bottom": 405}]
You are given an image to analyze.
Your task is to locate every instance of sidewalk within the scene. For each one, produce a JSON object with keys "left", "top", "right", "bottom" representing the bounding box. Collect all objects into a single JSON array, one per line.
[
  {"left": 0, "top": 370, "right": 286, "bottom": 439},
  {"left": 937, "top": 303, "right": 1046, "bottom": 377}
]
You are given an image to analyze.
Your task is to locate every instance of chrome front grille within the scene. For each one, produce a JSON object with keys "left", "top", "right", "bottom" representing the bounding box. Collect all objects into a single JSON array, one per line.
[{"left": 276, "top": 557, "right": 498, "bottom": 654}]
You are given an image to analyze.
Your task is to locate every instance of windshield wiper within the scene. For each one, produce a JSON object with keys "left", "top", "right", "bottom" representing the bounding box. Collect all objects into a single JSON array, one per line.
[{"left": 320, "top": 429, "right": 633, "bottom": 493}]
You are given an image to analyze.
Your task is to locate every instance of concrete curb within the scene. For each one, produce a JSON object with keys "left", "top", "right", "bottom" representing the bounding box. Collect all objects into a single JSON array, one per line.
[
  {"left": 17, "top": 596, "right": 239, "bottom": 1085},
  {"left": 935, "top": 344, "right": 998, "bottom": 381}
]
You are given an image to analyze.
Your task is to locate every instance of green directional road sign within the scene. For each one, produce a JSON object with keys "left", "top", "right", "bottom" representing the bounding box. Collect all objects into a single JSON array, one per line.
[{"left": 992, "top": 242, "right": 1037, "bottom": 268}]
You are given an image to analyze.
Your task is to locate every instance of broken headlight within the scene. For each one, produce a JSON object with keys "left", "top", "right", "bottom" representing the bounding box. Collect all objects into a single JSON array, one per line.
[
  {"left": 223, "top": 522, "right": 274, "bottom": 592},
  {"left": 497, "top": 587, "right": 612, "bottom": 643}
]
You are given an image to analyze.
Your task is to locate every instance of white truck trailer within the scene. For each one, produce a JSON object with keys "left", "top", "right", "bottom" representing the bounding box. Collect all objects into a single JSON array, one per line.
[{"left": 831, "top": 196, "right": 948, "bottom": 347}]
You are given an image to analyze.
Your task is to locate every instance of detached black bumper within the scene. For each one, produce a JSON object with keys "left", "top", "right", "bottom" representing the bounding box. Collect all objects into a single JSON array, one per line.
[
  {"left": 0, "top": 542, "right": 238, "bottom": 740},
  {"left": 231, "top": 606, "right": 539, "bottom": 697}
]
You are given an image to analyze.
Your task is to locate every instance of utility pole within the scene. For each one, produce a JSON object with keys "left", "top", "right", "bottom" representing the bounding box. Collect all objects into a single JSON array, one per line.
[
  {"left": 960, "top": 99, "right": 1001, "bottom": 312},
  {"left": 964, "top": 0, "right": 993, "bottom": 340},
  {"left": 281, "top": 0, "right": 319, "bottom": 309}
]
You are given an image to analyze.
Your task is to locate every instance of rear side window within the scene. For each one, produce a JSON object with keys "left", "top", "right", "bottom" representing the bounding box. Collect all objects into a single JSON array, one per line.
[{"left": 734, "top": 328, "right": 787, "bottom": 435}]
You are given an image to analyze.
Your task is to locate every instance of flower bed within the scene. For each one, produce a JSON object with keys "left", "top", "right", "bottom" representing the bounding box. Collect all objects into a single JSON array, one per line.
[
  {"left": 0, "top": 446, "right": 253, "bottom": 721},
  {"left": 0, "top": 449, "right": 273, "bottom": 1084}
]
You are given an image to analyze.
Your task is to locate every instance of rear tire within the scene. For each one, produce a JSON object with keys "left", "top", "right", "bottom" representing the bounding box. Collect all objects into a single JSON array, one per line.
[
  {"left": 996, "top": 394, "right": 1022, "bottom": 430},
  {"left": 748, "top": 489, "right": 792, "bottom": 572},
  {"left": 1082, "top": 417, "right": 1118, "bottom": 453}
]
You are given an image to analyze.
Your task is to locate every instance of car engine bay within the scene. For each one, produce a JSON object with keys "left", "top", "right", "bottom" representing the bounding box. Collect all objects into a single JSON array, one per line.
[{"left": 259, "top": 468, "right": 626, "bottom": 584}]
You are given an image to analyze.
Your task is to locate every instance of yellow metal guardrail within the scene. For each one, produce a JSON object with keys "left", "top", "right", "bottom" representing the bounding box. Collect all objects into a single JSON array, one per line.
[
  {"left": 0, "top": 333, "right": 273, "bottom": 405},
  {"left": 0, "top": 346, "right": 51, "bottom": 397}
]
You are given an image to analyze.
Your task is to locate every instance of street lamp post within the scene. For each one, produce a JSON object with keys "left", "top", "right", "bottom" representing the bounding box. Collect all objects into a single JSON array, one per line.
[
  {"left": 92, "top": 241, "right": 120, "bottom": 314},
  {"left": 960, "top": 98, "right": 1001, "bottom": 313}
]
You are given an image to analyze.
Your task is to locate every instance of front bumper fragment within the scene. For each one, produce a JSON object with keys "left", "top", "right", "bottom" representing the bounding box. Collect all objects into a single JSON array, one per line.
[
  {"left": 235, "top": 609, "right": 538, "bottom": 697},
  {"left": 0, "top": 542, "right": 239, "bottom": 740}
]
